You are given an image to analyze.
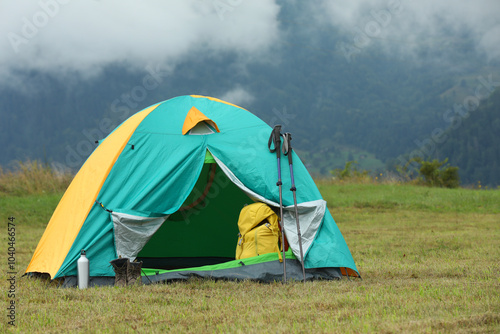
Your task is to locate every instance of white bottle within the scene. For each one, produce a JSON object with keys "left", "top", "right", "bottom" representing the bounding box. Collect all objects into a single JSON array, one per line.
[{"left": 77, "top": 249, "right": 89, "bottom": 289}]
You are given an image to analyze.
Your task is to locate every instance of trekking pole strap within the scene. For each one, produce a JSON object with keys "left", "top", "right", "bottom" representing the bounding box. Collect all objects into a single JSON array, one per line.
[
  {"left": 268, "top": 125, "right": 282, "bottom": 158},
  {"left": 283, "top": 133, "right": 296, "bottom": 190},
  {"left": 269, "top": 125, "right": 283, "bottom": 186},
  {"left": 282, "top": 133, "right": 293, "bottom": 166}
]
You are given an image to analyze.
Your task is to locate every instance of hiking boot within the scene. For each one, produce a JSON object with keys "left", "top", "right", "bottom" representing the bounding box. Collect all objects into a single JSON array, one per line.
[
  {"left": 110, "top": 258, "right": 129, "bottom": 287},
  {"left": 127, "top": 261, "right": 143, "bottom": 286}
]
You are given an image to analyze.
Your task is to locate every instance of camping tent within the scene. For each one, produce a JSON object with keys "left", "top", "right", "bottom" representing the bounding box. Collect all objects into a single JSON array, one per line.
[{"left": 26, "top": 95, "right": 359, "bottom": 286}]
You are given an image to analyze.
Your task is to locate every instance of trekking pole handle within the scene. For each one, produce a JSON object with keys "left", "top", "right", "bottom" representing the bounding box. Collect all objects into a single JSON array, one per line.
[
  {"left": 283, "top": 133, "right": 297, "bottom": 191},
  {"left": 282, "top": 133, "right": 293, "bottom": 166},
  {"left": 268, "top": 125, "right": 282, "bottom": 159}
]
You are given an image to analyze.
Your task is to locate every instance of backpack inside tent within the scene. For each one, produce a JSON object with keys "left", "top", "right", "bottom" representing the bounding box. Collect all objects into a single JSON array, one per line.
[{"left": 26, "top": 95, "right": 359, "bottom": 286}]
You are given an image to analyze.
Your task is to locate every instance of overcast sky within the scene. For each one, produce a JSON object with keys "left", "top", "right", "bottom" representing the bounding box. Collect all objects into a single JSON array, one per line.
[
  {"left": 0, "top": 0, "right": 280, "bottom": 84},
  {"left": 1, "top": 0, "right": 499, "bottom": 91},
  {"left": 318, "top": 0, "right": 500, "bottom": 62}
]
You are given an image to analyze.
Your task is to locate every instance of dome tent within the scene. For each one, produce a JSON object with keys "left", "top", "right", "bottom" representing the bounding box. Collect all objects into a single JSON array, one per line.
[{"left": 26, "top": 95, "right": 359, "bottom": 286}]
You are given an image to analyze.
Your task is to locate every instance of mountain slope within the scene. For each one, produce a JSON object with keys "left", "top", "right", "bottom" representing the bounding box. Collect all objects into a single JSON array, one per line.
[{"left": 434, "top": 88, "right": 500, "bottom": 186}]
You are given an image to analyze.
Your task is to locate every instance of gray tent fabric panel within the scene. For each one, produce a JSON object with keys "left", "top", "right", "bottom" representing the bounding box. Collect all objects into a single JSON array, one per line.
[
  {"left": 188, "top": 122, "right": 215, "bottom": 135},
  {"left": 61, "top": 260, "right": 342, "bottom": 287},
  {"left": 211, "top": 154, "right": 325, "bottom": 263},
  {"left": 211, "top": 153, "right": 278, "bottom": 207},
  {"left": 142, "top": 259, "right": 342, "bottom": 284},
  {"left": 111, "top": 212, "right": 169, "bottom": 261},
  {"left": 282, "top": 200, "right": 326, "bottom": 264}
]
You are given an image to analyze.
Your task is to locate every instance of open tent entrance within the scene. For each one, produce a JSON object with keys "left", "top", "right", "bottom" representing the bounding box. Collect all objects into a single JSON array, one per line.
[{"left": 135, "top": 151, "right": 254, "bottom": 270}]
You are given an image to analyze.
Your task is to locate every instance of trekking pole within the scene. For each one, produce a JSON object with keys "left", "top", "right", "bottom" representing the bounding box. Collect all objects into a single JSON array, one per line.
[
  {"left": 282, "top": 133, "right": 306, "bottom": 283},
  {"left": 268, "top": 125, "right": 287, "bottom": 283}
]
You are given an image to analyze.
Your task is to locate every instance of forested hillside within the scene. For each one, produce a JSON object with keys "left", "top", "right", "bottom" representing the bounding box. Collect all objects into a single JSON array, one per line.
[
  {"left": 0, "top": 50, "right": 454, "bottom": 172},
  {"left": 1, "top": 1, "right": 498, "bottom": 186},
  {"left": 435, "top": 88, "right": 500, "bottom": 186}
]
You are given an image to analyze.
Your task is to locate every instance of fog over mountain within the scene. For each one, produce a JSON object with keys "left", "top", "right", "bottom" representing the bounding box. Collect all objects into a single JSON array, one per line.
[
  {"left": 2, "top": 1, "right": 498, "bottom": 87},
  {"left": 1, "top": 1, "right": 499, "bottom": 185},
  {"left": 1, "top": 1, "right": 279, "bottom": 87},
  {"left": 318, "top": 0, "right": 500, "bottom": 59}
]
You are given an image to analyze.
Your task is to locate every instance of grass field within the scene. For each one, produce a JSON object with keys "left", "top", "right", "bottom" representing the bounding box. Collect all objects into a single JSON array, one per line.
[{"left": 1, "top": 175, "right": 499, "bottom": 333}]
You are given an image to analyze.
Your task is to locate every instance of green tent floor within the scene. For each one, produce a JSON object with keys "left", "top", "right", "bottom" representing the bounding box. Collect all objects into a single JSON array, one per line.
[{"left": 141, "top": 250, "right": 296, "bottom": 276}]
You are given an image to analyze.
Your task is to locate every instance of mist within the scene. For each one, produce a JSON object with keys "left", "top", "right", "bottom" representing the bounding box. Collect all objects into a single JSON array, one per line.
[
  {"left": 316, "top": 0, "right": 500, "bottom": 62},
  {"left": 0, "top": 0, "right": 281, "bottom": 86}
]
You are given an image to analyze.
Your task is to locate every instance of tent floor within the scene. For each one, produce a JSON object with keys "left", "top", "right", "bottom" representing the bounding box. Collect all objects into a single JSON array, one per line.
[
  {"left": 136, "top": 256, "right": 235, "bottom": 270},
  {"left": 60, "top": 258, "right": 343, "bottom": 287}
]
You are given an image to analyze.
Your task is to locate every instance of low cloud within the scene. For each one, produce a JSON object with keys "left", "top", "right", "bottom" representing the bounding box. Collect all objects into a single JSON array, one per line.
[
  {"left": 316, "top": 0, "right": 500, "bottom": 62},
  {"left": 219, "top": 87, "right": 254, "bottom": 106},
  {"left": 479, "top": 25, "right": 500, "bottom": 61},
  {"left": 0, "top": 0, "right": 281, "bottom": 86}
]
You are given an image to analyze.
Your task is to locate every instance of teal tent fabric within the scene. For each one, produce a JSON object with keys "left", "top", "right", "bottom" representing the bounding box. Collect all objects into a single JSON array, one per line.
[{"left": 55, "top": 96, "right": 358, "bottom": 279}]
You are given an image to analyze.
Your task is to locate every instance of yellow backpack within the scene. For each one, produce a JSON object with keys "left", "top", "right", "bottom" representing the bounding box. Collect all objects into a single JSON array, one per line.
[{"left": 235, "top": 202, "right": 282, "bottom": 261}]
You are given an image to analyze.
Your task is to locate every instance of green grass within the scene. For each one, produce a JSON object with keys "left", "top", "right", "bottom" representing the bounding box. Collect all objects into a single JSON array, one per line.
[
  {"left": 317, "top": 182, "right": 500, "bottom": 213},
  {"left": 1, "top": 181, "right": 499, "bottom": 333}
]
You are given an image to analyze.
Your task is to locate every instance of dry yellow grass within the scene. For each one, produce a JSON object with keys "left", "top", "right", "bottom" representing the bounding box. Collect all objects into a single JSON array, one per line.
[
  {"left": 0, "top": 160, "right": 73, "bottom": 196},
  {"left": 0, "top": 169, "right": 498, "bottom": 333}
]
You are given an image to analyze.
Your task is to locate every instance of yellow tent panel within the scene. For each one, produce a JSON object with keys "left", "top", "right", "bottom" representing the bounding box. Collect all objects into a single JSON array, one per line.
[
  {"left": 182, "top": 106, "right": 220, "bottom": 135},
  {"left": 25, "top": 104, "right": 160, "bottom": 278}
]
